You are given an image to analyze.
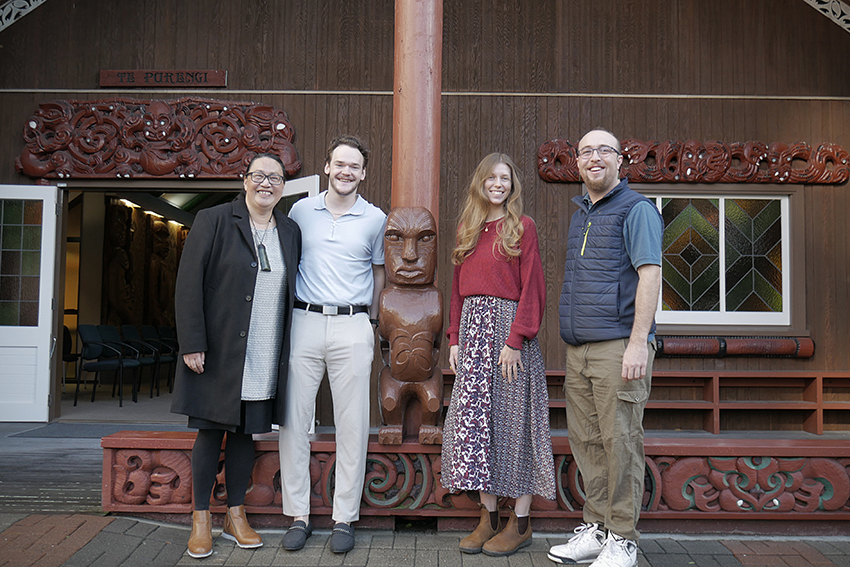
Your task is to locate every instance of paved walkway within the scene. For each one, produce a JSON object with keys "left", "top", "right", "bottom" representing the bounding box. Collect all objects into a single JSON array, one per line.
[
  {"left": 2, "top": 410, "right": 850, "bottom": 567},
  {"left": 1, "top": 512, "right": 849, "bottom": 567}
]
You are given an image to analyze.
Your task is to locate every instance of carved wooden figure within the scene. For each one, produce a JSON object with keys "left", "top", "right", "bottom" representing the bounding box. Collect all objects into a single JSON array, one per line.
[{"left": 378, "top": 207, "right": 443, "bottom": 445}]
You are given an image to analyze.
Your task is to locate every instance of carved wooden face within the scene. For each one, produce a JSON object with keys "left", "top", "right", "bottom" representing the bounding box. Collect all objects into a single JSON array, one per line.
[
  {"left": 142, "top": 101, "right": 176, "bottom": 141},
  {"left": 384, "top": 207, "right": 437, "bottom": 286}
]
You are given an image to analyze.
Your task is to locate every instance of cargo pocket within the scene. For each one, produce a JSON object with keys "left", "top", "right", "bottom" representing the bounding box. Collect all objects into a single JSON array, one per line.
[{"left": 615, "top": 389, "right": 649, "bottom": 435}]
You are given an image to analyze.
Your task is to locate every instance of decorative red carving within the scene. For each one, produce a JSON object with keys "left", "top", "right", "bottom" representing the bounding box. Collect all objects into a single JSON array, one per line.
[
  {"left": 15, "top": 97, "right": 301, "bottom": 180},
  {"left": 660, "top": 456, "right": 850, "bottom": 513},
  {"left": 110, "top": 448, "right": 192, "bottom": 506},
  {"left": 537, "top": 139, "right": 850, "bottom": 184},
  {"left": 102, "top": 435, "right": 850, "bottom": 520},
  {"left": 657, "top": 337, "right": 815, "bottom": 358}
]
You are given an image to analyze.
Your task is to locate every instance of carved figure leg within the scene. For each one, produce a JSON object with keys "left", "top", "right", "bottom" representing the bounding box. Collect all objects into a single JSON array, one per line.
[
  {"left": 417, "top": 369, "right": 444, "bottom": 444},
  {"left": 379, "top": 368, "right": 404, "bottom": 445}
]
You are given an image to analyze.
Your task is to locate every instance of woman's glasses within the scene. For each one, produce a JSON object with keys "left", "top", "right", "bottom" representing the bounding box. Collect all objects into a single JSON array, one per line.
[{"left": 247, "top": 171, "right": 284, "bottom": 186}]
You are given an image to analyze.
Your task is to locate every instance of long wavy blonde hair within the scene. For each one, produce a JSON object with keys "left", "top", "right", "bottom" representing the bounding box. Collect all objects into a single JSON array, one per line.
[{"left": 451, "top": 153, "right": 524, "bottom": 265}]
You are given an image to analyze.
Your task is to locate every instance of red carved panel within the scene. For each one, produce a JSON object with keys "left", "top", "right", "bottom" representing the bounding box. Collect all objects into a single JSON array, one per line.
[
  {"left": 537, "top": 139, "right": 850, "bottom": 184},
  {"left": 102, "top": 433, "right": 850, "bottom": 520},
  {"left": 15, "top": 97, "right": 301, "bottom": 180}
]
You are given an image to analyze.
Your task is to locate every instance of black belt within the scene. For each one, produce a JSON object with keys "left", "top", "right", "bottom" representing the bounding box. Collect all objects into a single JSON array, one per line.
[{"left": 294, "top": 300, "right": 368, "bottom": 316}]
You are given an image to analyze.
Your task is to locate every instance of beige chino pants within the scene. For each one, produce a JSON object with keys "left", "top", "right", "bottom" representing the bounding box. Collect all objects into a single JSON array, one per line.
[
  {"left": 279, "top": 309, "right": 375, "bottom": 523},
  {"left": 564, "top": 338, "right": 655, "bottom": 542}
]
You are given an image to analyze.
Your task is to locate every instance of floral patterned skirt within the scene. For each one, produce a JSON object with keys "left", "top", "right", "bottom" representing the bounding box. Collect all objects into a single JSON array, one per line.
[{"left": 441, "top": 295, "right": 556, "bottom": 500}]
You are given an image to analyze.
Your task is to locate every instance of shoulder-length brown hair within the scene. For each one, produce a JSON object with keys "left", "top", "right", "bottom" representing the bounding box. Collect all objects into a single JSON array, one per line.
[{"left": 451, "top": 153, "right": 524, "bottom": 265}]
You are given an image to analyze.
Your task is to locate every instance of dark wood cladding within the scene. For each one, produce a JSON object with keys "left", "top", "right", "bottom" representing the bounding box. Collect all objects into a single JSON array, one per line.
[
  {"left": 0, "top": 0, "right": 396, "bottom": 92},
  {"left": 442, "top": 0, "right": 850, "bottom": 97},
  {"left": 438, "top": 95, "right": 850, "bottom": 374},
  {"left": 2, "top": 1, "right": 848, "bottom": 95},
  {"left": 0, "top": 0, "right": 849, "bottom": 381}
]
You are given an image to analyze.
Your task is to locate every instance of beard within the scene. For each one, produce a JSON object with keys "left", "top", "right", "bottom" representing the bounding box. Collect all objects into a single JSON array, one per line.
[{"left": 582, "top": 167, "right": 620, "bottom": 194}]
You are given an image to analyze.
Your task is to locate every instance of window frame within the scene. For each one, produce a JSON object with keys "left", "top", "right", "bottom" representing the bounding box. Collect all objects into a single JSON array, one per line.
[{"left": 632, "top": 183, "right": 807, "bottom": 337}]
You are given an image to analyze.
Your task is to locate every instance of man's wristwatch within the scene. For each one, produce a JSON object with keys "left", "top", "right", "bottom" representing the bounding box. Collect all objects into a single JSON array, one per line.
[{"left": 369, "top": 318, "right": 379, "bottom": 327}]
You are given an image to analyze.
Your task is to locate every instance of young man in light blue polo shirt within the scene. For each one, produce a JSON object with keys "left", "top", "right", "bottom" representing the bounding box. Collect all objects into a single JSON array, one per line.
[{"left": 279, "top": 135, "right": 387, "bottom": 554}]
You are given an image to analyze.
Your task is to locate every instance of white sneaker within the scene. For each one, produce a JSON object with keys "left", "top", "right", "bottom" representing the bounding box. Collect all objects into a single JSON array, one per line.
[
  {"left": 589, "top": 531, "right": 637, "bottom": 567},
  {"left": 547, "top": 522, "right": 606, "bottom": 564}
]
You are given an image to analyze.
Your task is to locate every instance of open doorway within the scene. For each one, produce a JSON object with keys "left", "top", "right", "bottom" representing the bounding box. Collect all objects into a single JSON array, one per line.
[{"left": 57, "top": 176, "right": 319, "bottom": 423}]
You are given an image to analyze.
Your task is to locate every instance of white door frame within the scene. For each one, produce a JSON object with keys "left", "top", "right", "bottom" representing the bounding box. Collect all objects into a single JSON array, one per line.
[{"left": 0, "top": 185, "right": 59, "bottom": 422}]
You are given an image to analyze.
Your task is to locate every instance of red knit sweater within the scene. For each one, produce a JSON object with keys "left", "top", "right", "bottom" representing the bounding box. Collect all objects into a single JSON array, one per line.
[{"left": 447, "top": 215, "right": 546, "bottom": 350}]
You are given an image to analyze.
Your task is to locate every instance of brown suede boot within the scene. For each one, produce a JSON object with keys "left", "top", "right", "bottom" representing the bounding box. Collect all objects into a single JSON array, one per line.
[
  {"left": 187, "top": 510, "right": 213, "bottom": 558},
  {"left": 459, "top": 505, "right": 500, "bottom": 554},
  {"left": 222, "top": 505, "right": 263, "bottom": 548},
  {"left": 482, "top": 511, "right": 532, "bottom": 557}
]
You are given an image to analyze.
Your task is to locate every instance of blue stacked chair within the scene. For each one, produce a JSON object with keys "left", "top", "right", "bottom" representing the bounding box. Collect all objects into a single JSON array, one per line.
[{"left": 75, "top": 324, "right": 139, "bottom": 407}]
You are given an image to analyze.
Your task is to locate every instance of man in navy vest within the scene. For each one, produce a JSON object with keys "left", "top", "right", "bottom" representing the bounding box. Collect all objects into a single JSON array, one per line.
[{"left": 548, "top": 128, "right": 662, "bottom": 567}]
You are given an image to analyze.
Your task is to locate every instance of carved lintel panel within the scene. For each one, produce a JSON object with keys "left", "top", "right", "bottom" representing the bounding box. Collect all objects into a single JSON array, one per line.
[
  {"left": 102, "top": 440, "right": 850, "bottom": 519},
  {"left": 537, "top": 139, "right": 850, "bottom": 184},
  {"left": 15, "top": 97, "right": 301, "bottom": 180}
]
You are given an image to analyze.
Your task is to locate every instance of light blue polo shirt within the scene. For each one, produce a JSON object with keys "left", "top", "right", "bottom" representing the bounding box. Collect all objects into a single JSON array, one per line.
[{"left": 289, "top": 191, "right": 387, "bottom": 307}]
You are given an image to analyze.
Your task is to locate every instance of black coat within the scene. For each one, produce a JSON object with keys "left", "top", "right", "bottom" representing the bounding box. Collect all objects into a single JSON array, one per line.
[{"left": 171, "top": 193, "right": 301, "bottom": 426}]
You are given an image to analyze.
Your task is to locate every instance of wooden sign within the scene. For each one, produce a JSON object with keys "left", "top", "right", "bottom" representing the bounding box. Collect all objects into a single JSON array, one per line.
[{"left": 100, "top": 70, "right": 227, "bottom": 88}]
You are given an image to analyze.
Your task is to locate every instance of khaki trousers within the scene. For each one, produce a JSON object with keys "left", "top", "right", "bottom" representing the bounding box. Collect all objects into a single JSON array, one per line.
[
  {"left": 564, "top": 338, "right": 655, "bottom": 542},
  {"left": 278, "top": 309, "right": 375, "bottom": 523}
]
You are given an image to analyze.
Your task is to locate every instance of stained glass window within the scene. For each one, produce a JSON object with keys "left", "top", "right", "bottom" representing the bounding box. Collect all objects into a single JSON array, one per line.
[
  {"left": 0, "top": 200, "right": 42, "bottom": 326},
  {"left": 651, "top": 195, "right": 789, "bottom": 326}
]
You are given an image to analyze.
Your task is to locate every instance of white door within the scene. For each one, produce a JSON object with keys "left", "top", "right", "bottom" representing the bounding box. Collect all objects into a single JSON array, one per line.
[{"left": 0, "top": 185, "right": 58, "bottom": 422}]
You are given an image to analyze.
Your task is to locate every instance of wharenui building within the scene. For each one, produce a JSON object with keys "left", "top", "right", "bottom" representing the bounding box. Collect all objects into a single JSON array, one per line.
[{"left": 0, "top": 0, "right": 848, "bottom": 530}]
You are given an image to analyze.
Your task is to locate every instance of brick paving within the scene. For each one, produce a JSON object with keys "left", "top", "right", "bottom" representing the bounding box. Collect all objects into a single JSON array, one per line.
[
  {"left": 1, "top": 423, "right": 848, "bottom": 566},
  {"left": 0, "top": 514, "right": 848, "bottom": 567}
]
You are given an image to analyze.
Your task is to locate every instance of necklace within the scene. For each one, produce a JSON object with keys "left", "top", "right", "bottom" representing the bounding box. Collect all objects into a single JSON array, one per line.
[
  {"left": 250, "top": 214, "right": 274, "bottom": 272},
  {"left": 484, "top": 215, "right": 504, "bottom": 232}
]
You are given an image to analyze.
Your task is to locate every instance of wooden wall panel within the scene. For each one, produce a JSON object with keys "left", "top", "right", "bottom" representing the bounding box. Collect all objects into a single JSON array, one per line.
[
  {"left": 0, "top": 0, "right": 395, "bottom": 91},
  {"left": 436, "top": 95, "right": 850, "bottom": 373},
  {"left": 2, "top": 1, "right": 847, "bottom": 95},
  {"left": 0, "top": 0, "right": 848, "bottom": 384},
  {"left": 442, "top": 0, "right": 850, "bottom": 96}
]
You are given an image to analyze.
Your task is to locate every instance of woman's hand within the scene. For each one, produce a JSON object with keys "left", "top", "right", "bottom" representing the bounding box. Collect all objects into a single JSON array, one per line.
[
  {"left": 499, "top": 344, "right": 523, "bottom": 383},
  {"left": 183, "top": 352, "right": 206, "bottom": 374},
  {"left": 449, "top": 345, "right": 459, "bottom": 373}
]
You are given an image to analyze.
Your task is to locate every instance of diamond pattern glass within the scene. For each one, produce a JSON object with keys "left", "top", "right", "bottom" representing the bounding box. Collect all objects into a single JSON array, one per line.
[
  {"left": 725, "top": 199, "right": 782, "bottom": 312},
  {"left": 661, "top": 198, "right": 720, "bottom": 311},
  {"left": 659, "top": 197, "right": 784, "bottom": 317}
]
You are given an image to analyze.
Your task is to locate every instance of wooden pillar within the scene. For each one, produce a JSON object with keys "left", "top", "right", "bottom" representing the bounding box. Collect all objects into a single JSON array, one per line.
[{"left": 391, "top": 0, "right": 443, "bottom": 221}]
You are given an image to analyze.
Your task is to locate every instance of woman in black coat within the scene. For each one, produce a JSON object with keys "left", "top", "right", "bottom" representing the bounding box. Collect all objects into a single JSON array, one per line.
[{"left": 171, "top": 153, "right": 300, "bottom": 559}]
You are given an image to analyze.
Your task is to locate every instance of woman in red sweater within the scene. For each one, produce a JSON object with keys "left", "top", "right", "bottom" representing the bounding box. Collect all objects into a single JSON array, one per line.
[{"left": 442, "top": 153, "right": 556, "bottom": 557}]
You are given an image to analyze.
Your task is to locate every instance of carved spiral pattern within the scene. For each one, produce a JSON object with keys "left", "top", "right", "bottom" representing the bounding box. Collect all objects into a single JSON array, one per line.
[
  {"left": 111, "top": 448, "right": 192, "bottom": 506},
  {"left": 537, "top": 139, "right": 850, "bottom": 184},
  {"left": 105, "top": 447, "right": 850, "bottom": 516},
  {"left": 16, "top": 97, "right": 301, "bottom": 180},
  {"left": 660, "top": 456, "right": 850, "bottom": 513}
]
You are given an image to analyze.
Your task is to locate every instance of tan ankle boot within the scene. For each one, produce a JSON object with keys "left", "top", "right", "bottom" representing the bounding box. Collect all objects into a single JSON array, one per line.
[
  {"left": 482, "top": 511, "right": 532, "bottom": 557},
  {"left": 459, "top": 505, "right": 500, "bottom": 554},
  {"left": 222, "top": 505, "right": 263, "bottom": 548},
  {"left": 187, "top": 510, "right": 213, "bottom": 558}
]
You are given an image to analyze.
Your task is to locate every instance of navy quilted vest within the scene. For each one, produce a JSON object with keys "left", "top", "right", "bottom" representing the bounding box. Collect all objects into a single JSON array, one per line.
[{"left": 559, "top": 180, "right": 656, "bottom": 346}]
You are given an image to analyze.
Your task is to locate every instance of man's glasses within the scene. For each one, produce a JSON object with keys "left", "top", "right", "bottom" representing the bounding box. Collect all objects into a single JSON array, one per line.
[
  {"left": 577, "top": 145, "right": 620, "bottom": 160},
  {"left": 247, "top": 171, "right": 284, "bottom": 186}
]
